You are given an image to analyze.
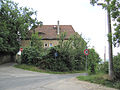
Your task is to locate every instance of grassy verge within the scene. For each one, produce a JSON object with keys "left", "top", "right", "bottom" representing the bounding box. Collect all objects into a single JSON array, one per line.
[
  {"left": 14, "top": 64, "right": 86, "bottom": 74},
  {"left": 77, "top": 73, "right": 120, "bottom": 89}
]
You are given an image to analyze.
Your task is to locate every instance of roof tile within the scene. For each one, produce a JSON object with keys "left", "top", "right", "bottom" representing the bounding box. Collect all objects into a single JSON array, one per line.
[{"left": 30, "top": 25, "right": 76, "bottom": 39}]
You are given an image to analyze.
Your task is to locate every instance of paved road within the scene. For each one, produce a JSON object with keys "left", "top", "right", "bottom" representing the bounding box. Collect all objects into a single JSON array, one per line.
[
  {"left": 0, "top": 63, "right": 117, "bottom": 90},
  {"left": 0, "top": 63, "right": 87, "bottom": 90}
]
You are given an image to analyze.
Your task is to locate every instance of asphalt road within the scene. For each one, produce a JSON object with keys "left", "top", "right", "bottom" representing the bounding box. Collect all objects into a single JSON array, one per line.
[{"left": 0, "top": 63, "right": 88, "bottom": 90}]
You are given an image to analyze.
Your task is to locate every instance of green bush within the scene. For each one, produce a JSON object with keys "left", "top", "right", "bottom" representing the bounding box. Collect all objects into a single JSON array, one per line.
[
  {"left": 113, "top": 81, "right": 120, "bottom": 89},
  {"left": 87, "top": 48, "right": 101, "bottom": 74},
  {"left": 99, "top": 62, "right": 108, "bottom": 74},
  {"left": 21, "top": 46, "right": 101, "bottom": 73},
  {"left": 99, "top": 53, "right": 120, "bottom": 80},
  {"left": 21, "top": 47, "right": 40, "bottom": 65},
  {"left": 113, "top": 53, "right": 120, "bottom": 80},
  {"left": 21, "top": 32, "right": 44, "bottom": 66},
  {"left": 46, "top": 58, "right": 69, "bottom": 72},
  {"left": 77, "top": 73, "right": 120, "bottom": 89},
  {"left": 74, "top": 50, "right": 86, "bottom": 70},
  {"left": 44, "top": 47, "right": 71, "bottom": 72},
  {"left": 20, "top": 33, "right": 101, "bottom": 73}
]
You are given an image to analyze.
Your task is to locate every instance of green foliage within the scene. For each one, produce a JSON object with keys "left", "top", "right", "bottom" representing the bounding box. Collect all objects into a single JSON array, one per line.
[
  {"left": 113, "top": 80, "right": 120, "bottom": 89},
  {"left": 21, "top": 32, "right": 44, "bottom": 67},
  {"left": 77, "top": 73, "right": 120, "bottom": 89},
  {"left": 46, "top": 58, "right": 69, "bottom": 72},
  {"left": 71, "top": 34, "right": 87, "bottom": 70},
  {"left": 90, "top": 0, "right": 98, "bottom": 5},
  {"left": 98, "top": 53, "right": 120, "bottom": 80},
  {"left": 44, "top": 34, "right": 100, "bottom": 72},
  {"left": 113, "top": 53, "right": 120, "bottom": 80},
  {"left": 77, "top": 73, "right": 105, "bottom": 83},
  {"left": 21, "top": 32, "right": 100, "bottom": 73},
  {"left": 99, "top": 62, "right": 109, "bottom": 74},
  {"left": 21, "top": 47, "right": 40, "bottom": 65},
  {"left": 31, "top": 32, "right": 43, "bottom": 50},
  {"left": 21, "top": 33, "right": 87, "bottom": 72},
  {"left": 0, "top": 0, "right": 41, "bottom": 55},
  {"left": 44, "top": 37, "right": 75, "bottom": 71},
  {"left": 72, "top": 34, "right": 86, "bottom": 49},
  {"left": 14, "top": 64, "right": 86, "bottom": 74},
  {"left": 87, "top": 48, "right": 101, "bottom": 74}
]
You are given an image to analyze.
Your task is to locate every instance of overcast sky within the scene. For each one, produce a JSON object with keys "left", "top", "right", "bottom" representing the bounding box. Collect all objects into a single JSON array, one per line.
[{"left": 13, "top": 0, "right": 120, "bottom": 60}]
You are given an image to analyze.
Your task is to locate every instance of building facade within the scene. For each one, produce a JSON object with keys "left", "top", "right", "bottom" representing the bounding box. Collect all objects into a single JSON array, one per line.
[{"left": 21, "top": 21, "right": 76, "bottom": 48}]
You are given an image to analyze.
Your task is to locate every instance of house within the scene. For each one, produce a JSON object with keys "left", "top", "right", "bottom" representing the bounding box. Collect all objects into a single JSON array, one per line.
[{"left": 21, "top": 21, "right": 77, "bottom": 48}]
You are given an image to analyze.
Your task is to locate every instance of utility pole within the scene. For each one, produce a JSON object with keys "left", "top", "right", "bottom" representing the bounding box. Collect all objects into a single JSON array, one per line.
[
  {"left": 107, "top": 1, "right": 114, "bottom": 80},
  {"left": 104, "top": 46, "right": 106, "bottom": 62}
]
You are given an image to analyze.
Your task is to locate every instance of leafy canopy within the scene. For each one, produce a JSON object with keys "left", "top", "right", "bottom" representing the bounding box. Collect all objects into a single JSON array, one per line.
[
  {"left": 0, "top": 0, "right": 41, "bottom": 55},
  {"left": 31, "top": 32, "right": 43, "bottom": 51}
]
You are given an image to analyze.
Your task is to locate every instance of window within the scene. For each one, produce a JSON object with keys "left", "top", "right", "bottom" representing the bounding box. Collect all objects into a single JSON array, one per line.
[
  {"left": 49, "top": 43, "right": 53, "bottom": 47},
  {"left": 44, "top": 43, "right": 48, "bottom": 47}
]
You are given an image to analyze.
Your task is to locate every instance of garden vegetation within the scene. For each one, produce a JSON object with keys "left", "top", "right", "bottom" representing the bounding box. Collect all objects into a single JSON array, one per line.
[{"left": 20, "top": 32, "right": 101, "bottom": 73}]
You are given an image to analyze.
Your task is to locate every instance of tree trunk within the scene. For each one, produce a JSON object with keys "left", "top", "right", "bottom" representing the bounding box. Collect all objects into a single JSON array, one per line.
[{"left": 107, "top": 1, "right": 114, "bottom": 80}]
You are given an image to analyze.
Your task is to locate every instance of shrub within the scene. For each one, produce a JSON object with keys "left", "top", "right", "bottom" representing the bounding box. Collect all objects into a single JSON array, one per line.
[
  {"left": 113, "top": 53, "right": 120, "bottom": 80},
  {"left": 46, "top": 58, "right": 69, "bottom": 72},
  {"left": 20, "top": 33, "right": 101, "bottom": 73},
  {"left": 113, "top": 81, "right": 120, "bottom": 89},
  {"left": 43, "top": 47, "right": 70, "bottom": 72},
  {"left": 74, "top": 50, "right": 86, "bottom": 70},
  {"left": 87, "top": 48, "right": 101, "bottom": 74},
  {"left": 99, "top": 53, "right": 120, "bottom": 80},
  {"left": 21, "top": 47, "right": 40, "bottom": 65},
  {"left": 31, "top": 32, "right": 43, "bottom": 51},
  {"left": 21, "top": 32, "right": 44, "bottom": 66},
  {"left": 99, "top": 62, "right": 108, "bottom": 74}
]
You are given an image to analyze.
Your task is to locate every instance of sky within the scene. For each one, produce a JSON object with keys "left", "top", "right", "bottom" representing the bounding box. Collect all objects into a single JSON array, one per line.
[{"left": 13, "top": 0, "right": 120, "bottom": 60}]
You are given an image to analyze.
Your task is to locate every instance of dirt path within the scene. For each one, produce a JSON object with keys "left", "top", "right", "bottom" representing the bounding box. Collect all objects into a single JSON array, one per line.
[{"left": 44, "top": 78, "right": 117, "bottom": 90}]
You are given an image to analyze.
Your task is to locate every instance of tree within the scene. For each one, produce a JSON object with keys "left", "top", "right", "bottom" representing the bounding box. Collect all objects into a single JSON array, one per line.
[
  {"left": 90, "top": 0, "right": 120, "bottom": 46},
  {"left": 87, "top": 48, "right": 101, "bottom": 74},
  {"left": 90, "top": 0, "right": 120, "bottom": 80},
  {"left": 111, "top": 0, "right": 120, "bottom": 46},
  {"left": 58, "top": 33, "right": 87, "bottom": 71},
  {"left": 0, "top": 0, "right": 41, "bottom": 55},
  {"left": 71, "top": 33, "right": 87, "bottom": 70},
  {"left": 31, "top": 32, "right": 43, "bottom": 51}
]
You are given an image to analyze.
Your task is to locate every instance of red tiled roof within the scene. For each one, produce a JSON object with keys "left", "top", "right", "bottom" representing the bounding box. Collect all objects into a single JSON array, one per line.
[{"left": 30, "top": 25, "right": 76, "bottom": 40}]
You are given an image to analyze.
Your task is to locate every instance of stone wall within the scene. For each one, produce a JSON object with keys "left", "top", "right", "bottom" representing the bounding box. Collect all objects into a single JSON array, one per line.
[
  {"left": 21, "top": 39, "right": 68, "bottom": 48},
  {"left": 0, "top": 55, "right": 15, "bottom": 64},
  {"left": 21, "top": 40, "right": 59, "bottom": 48}
]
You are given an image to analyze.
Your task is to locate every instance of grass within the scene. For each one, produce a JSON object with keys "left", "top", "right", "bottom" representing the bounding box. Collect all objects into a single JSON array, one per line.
[
  {"left": 14, "top": 64, "right": 86, "bottom": 74},
  {"left": 77, "top": 73, "right": 120, "bottom": 89}
]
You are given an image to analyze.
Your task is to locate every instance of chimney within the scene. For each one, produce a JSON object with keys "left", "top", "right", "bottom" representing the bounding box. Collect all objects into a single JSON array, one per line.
[{"left": 57, "top": 20, "right": 60, "bottom": 35}]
